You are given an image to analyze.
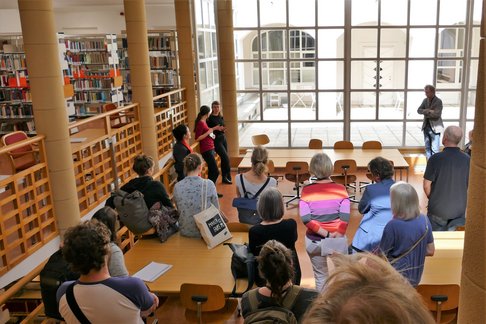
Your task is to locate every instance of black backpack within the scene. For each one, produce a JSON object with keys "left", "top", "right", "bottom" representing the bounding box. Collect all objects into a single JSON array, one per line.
[
  {"left": 40, "top": 250, "right": 79, "bottom": 320},
  {"left": 224, "top": 243, "right": 255, "bottom": 296}
]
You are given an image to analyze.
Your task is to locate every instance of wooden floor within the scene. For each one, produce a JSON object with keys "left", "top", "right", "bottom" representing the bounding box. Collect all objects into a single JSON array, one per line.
[{"left": 154, "top": 166, "right": 428, "bottom": 323}]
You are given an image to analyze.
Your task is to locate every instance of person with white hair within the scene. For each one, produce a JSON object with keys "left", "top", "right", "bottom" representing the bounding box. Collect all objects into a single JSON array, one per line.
[
  {"left": 423, "top": 125, "right": 470, "bottom": 230},
  {"left": 380, "top": 182, "right": 435, "bottom": 287}
]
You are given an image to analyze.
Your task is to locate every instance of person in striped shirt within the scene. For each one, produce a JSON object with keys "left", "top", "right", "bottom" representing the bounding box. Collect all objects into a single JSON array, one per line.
[{"left": 299, "top": 153, "right": 350, "bottom": 291}]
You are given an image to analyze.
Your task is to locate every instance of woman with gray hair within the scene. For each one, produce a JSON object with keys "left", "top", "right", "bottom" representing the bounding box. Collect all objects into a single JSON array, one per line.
[
  {"left": 299, "top": 152, "right": 350, "bottom": 291},
  {"left": 379, "top": 182, "right": 435, "bottom": 287},
  {"left": 249, "top": 187, "right": 301, "bottom": 286}
]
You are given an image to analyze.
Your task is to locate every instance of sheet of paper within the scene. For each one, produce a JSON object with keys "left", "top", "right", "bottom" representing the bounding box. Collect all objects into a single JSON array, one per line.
[
  {"left": 133, "top": 261, "right": 172, "bottom": 282},
  {"left": 321, "top": 237, "right": 348, "bottom": 256},
  {"left": 69, "top": 137, "right": 87, "bottom": 143}
]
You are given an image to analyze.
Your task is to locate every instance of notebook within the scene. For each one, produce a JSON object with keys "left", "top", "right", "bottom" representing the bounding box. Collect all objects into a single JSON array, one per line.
[{"left": 132, "top": 261, "right": 172, "bottom": 282}]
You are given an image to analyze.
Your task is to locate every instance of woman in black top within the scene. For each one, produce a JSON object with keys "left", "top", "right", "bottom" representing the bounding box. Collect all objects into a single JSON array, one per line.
[
  {"left": 249, "top": 188, "right": 301, "bottom": 286},
  {"left": 172, "top": 124, "right": 193, "bottom": 181},
  {"left": 106, "top": 154, "right": 173, "bottom": 209},
  {"left": 206, "top": 100, "right": 232, "bottom": 184}
]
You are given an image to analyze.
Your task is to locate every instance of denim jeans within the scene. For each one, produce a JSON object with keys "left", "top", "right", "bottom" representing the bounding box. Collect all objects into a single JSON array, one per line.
[{"left": 423, "top": 124, "right": 441, "bottom": 160}]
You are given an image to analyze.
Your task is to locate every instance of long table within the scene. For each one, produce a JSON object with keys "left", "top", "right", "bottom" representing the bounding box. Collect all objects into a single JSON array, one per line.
[
  {"left": 238, "top": 148, "right": 410, "bottom": 181},
  {"left": 124, "top": 232, "right": 248, "bottom": 295}
]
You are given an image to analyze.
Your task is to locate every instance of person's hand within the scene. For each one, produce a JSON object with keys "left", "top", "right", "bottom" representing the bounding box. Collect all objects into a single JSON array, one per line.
[
  {"left": 329, "top": 232, "right": 344, "bottom": 238},
  {"left": 141, "top": 293, "right": 159, "bottom": 318}
]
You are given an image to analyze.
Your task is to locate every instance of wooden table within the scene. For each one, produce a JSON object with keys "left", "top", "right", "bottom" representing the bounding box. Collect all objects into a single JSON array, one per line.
[
  {"left": 238, "top": 148, "right": 410, "bottom": 180},
  {"left": 420, "top": 231, "right": 464, "bottom": 285},
  {"left": 70, "top": 128, "right": 107, "bottom": 152},
  {"left": 124, "top": 232, "right": 248, "bottom": 295}
]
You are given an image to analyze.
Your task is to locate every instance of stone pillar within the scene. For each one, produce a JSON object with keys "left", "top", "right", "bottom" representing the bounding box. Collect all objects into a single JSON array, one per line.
[
  {"left": 174, "top": 0, "right": 198, "bottom": 129},
  {"left": 216, "top": 0, "right": 239, "bottom": 161},
  {"left": 458, "top": 3, "right": 486, "bottom": 322},
  {"left": 123, "top": 0, "right": 159, "bottom": 167},
  {"left": 18, "top": 0, "right": 80, "bottom": 233}
]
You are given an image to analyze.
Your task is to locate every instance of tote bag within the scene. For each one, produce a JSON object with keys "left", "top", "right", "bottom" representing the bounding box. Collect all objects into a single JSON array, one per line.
[{"left": 194, "top": 179, "right": 232, "bottom": 249}]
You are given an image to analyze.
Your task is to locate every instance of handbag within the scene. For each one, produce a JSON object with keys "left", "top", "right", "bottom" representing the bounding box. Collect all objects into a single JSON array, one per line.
[
  {"left": 147, "top": 202, "right": 179, "bottom": 243},
  {"left": 224, "top": 243, "right": 255, "bottom": 296},
  {"left": 232, "top": 175, "right": 271, "bottom": 225},
  {"left": 194, "top": 179, "right": 232, "bottom": 249}
]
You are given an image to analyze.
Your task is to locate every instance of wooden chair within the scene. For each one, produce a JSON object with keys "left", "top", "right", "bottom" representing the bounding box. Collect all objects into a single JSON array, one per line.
[
  {"left": 455, "top": 225, "right": 465, "bottom": 231},
  {"left": 333, "top": 140, "right": 354, "bottom": 149},
  {"left": 1, "top": 131, "right": 38, "bottom": 173},
  {"left": 104, "top": 103, "right": 134, "bottom": 128},
  {"left": 416, "top": 284, "right": 460, "bottom": 324},
  {"left": 226, "top": 222, "right": 251, "bottom": 232},
  {"left": 308, "top": 138, "right": 323, "bottom": 149},
  {"left": 180, "top": 283, "right": 238, "bottom": 323},
  {"left": 251, "top": 134, "right": 270, "bottom": 146},
  {"left": 331, "top": 159, "right": 358, "bottom": 202},
  {"left": 359, "top": 140, "right": 383, "bottom": 191},
  {"left": 267, "top": 159, "right": 283, "bottom": 183},
  {"left": 283, "top": 161, "right": 310, "bottom": 207}
]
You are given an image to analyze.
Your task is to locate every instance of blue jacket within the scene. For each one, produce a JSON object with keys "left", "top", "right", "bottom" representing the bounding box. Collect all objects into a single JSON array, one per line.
[{"left": 352, "top": 178, "right": 394, "bottom": 252}]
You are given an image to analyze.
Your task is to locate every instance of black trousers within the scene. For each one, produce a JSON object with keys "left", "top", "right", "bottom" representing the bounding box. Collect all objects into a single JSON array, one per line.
[
  {"left": 214, "top": 135, "right": 231, "bottom": 180},
  {"left": 201, "top": 149, "right": 219, "bottom": 184}
]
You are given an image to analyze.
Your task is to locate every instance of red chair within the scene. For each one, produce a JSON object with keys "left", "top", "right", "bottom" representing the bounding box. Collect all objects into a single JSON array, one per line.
[{"left": 1, "top": 131, "right": 38, "bottom": 173}]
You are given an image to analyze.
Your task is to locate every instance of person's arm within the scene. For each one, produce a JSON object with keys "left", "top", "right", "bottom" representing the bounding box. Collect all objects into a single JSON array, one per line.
[
  {"left": 154, "top": 182, "right": 173, "bottom": 208},
  {"left": 235, "top": 174, "right": 242, "bottom": 197},
  {"left": 417, "top": 99, "right": 426, "bottom": 115},
  {"left": 427, "top": 98, "right": 443, "bottom": 119},
  {"left": 248, "top": 227, "right": 258, "bottom": 255},
  {"left": 108, "top": 244, "right": 129, "bottom": 277},
  {"left": 423, "top": 179, "right": 432, "bottom": 198},
  {"left": 195, "top": 122, "right": 222, "bottom": 142},
  {"left": 426, "top": 242, "right": 435, "bottom": 256},
  {"left": 357, "top": 187, "right": 371, "bottom": 214},
  {"left": 140, "top": 293, "right": 159, "bottom": 318},
  {"left": 207, "top": 180, "right": 220, "bottom": 208},
  {"left": 379, "top": 223, "right": 395, "bottom": 257}
]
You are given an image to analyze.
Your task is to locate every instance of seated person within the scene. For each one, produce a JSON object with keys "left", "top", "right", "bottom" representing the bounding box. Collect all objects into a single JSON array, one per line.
[
  {"left": 303, "top": 253, "right": 435, "bottom": 324},
  {"left": 57, "top": 221, "right": 158, "bottom": 323},
  {"left": 351, "top": 157, "right": 394, "bottom": 253},
  {"left": 249, "top": 187, "right": 301, "bottom": 286},
  {"left": 172, "top": 124, "right": 193, "bottom": 181},
  {"left": 241, "top": 240, "right": 318, "bottom": 323},
  {"left": 464, "top": 129, "right": 473, "bottom": 156},
  {"left": 91, "top": 207, "right": 128, "bottom": 277},
  {"left": 106, "top": 154, "right": 173, "bottom": 209},
  {"left": 235, "top": 146, "right": 277, "bottom": 225},
  {"left": 173, "top": 153, "right": 219, "bottom": 238},
  {"left": 380, "top": 182, "right": 435, "bottom": 287}
]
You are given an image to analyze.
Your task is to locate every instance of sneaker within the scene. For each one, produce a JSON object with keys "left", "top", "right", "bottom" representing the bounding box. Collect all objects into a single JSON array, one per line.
[
  {"left": 222, "top": 177, "right": 232, "bottom": 184},
  {"left": 217, "top": 193, "right": 223, "bottom": 198}
]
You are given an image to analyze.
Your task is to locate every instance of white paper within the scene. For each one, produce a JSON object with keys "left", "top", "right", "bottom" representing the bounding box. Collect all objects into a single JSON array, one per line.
[
  {"left": 70, "top": 137, "right": 87, "bottom": 143},
  {"left": 132, "top": 261, "right": 172, "bottom": 282},
  {"left": 321, "top": 237, "right": 348, "bottom": 256}
]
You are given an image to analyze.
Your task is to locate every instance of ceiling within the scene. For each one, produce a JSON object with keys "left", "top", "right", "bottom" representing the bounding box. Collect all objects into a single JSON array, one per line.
[{"left": 0, "top": 0, "right": 174, "bottom": 10}]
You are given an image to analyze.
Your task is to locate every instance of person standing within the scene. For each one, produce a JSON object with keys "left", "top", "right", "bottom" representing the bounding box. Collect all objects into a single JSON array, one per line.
[
  {"left": 194, "top": 105, "right": 224, "bottom": 191},
  {"left": 207, "top": 100, "right": 232, "bottom": 184},
  {"left": 423, "top": 126, "right": 470, "bottom": 231},
  {"left": 417, "top": 84, "right": 444, "bottom": 160}
]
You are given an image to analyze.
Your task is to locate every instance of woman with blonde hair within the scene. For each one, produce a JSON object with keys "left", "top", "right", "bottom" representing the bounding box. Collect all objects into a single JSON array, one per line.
[
  {"left": 303, "top": 253, "right": 435, "bottom": 324},
  {"left": 299, "top": 152, "right": 350, "bottom": 291},
  {"left": 234, "top": 146, "right": 277, "bottom": 224},
  {"left": 380, "top": 182, "right": 435, "bottom": 286},
  {"left": 173, "top": 153, "right": 219, "bottom": 238}
]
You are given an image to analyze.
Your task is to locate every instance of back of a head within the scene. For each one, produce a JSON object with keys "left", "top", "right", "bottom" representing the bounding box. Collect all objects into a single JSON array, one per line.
[
  {"left": 133, "top": 154, "right": 154, "bottom": 176},
  {"left": 303, "top": 253, "right": 435, "bottom": 324},
  {"left": 258, "top": 240, "right": 294, "bottom": 303},
  {"left": 62, "top": 220, "right": 111, "bottom": 275},
  {"left": 172, "top": 124, "right": 188, "bottom": 142},
  {"left": 309, "top": 153, "right": 333, "bottom": 179},
  {"left": 257, "top": 187, "right": 284, "bottom": 222},
  {"left": 390, "top": 181, "right": 420, "bottom": 220},
  {"left": 368, "top": 156, "right": 394, "bottom": 180},
  {"left": 91, "top": 206, "right": 118, "bottom": 242},
  {"left": 251, "top": 146, "right": 269, "bottom": 176},
  {"left": 183, "top": 153, "right": 202, "bottom": 175},
  {"left": 444, "top": 125, "right": 463, "bottom": 146}
]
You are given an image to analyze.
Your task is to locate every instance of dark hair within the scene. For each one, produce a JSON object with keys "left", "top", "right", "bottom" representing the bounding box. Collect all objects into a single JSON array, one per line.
[
  {"left": 92, "top": 207, "right": 118, "bottom": 242},
  {"left": 258, "top": 240, "right": 294, "bottom": 304},
  {"left": 424, "top": 84, "right": 436, "bottom": 93},
  {"left": 133, "top": 154, "right": 154, "bottom": 176},
  {"left": 211, "top": 101, "right": 221, "bottom": 116},
  {"left": 183, "top": 153, "right": 203, "bottom": 175},
  {"left": 173, "top": 124, "right": 189, "bottom": 142},
  {"left": 194, "top": 105, "right": 211, "bottom": 131},
  {"left": 368, "top": 157, "right": 394, "bottom": 180},
  {"left": 62, "top": 220, "right": 111, "bottom": 275}
]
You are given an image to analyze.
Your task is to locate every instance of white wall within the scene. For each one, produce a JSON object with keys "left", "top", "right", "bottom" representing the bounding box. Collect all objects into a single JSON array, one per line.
[{"left": 0, "top": 9, "right": 21, "bottom": 33}]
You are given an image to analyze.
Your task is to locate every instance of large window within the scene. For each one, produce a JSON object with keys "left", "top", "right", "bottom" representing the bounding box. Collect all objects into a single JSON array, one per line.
[{"left": 233, "top": 0, "right": 480, "bottom": 147}]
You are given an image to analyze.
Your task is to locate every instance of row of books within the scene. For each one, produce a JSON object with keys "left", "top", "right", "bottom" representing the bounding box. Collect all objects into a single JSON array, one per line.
[
  {"left": 74, "top": 90, "right": 112, "bottom": 102},
  {"left": 65, "top": 39, "right": 106, "bottom": 51},
  {"left": 0, "top": 73, "right": 28, "bottom": 87},
  {"left": 148, "top": 36, "right": 172, "bottom": 50},
  {"left": 0, "top": 89, "right": 32, "bottom": 101},
  {"left": 149, "top": 56, "right": 173, "bottom": 69},
  {"left": 150, "top": 70, "right": 177, "bottom": 86},
  {"left": 0, "top": 103, "right": 33, "bottom": 117},
  {"left": 73, "top": 79, "right": 113, "bottom": 89},
  {"left": 0, "top": 120, "right": 35, "bottom": 132},
  {"left": 68, "top": 52, "right": 109, "bottom": 65},
  {"left": 0, "top": 54, "right": 27, "bottom": 70}
]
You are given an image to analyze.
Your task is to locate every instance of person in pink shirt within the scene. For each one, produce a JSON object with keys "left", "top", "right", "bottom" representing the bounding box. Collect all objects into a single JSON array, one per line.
[{"left": 194, "top": 105, "right": 224, "bottom": 195}]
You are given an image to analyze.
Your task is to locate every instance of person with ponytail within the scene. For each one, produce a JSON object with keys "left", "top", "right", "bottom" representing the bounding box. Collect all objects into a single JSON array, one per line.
[
  {"left": 194, "top": 105, "right": 224, "bottom": 189},
  {"left": 241, "top": 240, "right": 318, "bottom": 322},
  {"left": 173, "top": 153, "right": 219, "bottom": 238},
  {"left": 234, "top": 146, "right": 277, "bottom": 224}
]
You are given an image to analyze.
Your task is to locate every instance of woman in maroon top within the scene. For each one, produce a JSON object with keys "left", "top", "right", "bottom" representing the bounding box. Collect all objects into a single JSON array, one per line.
[{"left": 194, "top": 105, "right": 224, "bottom": 186}]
